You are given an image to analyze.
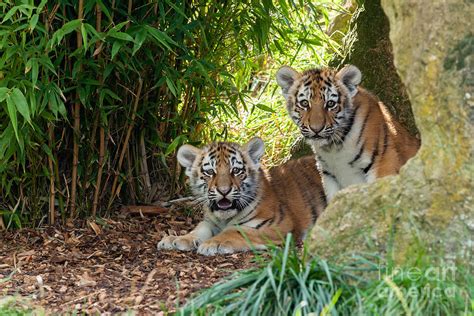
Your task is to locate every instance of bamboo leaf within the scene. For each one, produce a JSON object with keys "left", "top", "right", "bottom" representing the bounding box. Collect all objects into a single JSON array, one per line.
[
  {"left": 36, "top": 0, "right": 48, "bottom": 13},
  {"left": 96, "top": 0, "right": 112, "bottom": 22},
  {"left": 81, "top": 22, "right": 88, "bottom": 49},
  {"left": 49, "top": 19, "right": 82, "bottom": 48},
  {"left": 2, "top": 6, "right": 20, "bottom": 23},
  {"left": 111, "top": 41, "right": 123, "bottom": 59},
  {"left": 103, "top": 89, "right": 121, "bottom": 101},
  {"left": 29, "top": 14, "right": 39, "bottom": 31},
  {"left": 299, "top": 37, "right": 322, "bottom": 46},
  {"left": 9, "top": 88, "right": 31, "bottom": 123},
  {"left": 31, "top": 59, "right": 39, "bottom": 87},
  {"left": 145, "top": 26, "right": 175, "bottom": 51},
  {"left": 255, "top": 103, "right": 275, "bottom": 113},
  {"left": 132, "top": 28, "right": 147, "bottom": 55},
  {"left": 84, "top": 23, "right": 104, "bottom": 42},
  {"left": 108, "top": 31, "right": 134, "bottom": 42},
  {"left": 164, "top": 0, "right": 188, "bottom": 19},
  {"left": 165, "top": 136, "right": 185, "bottom": 156},
  {"left": 0, "top": 87, "right": 9, "bottom": 102},
  {"left": 41, "top": 143, "right": 54, "bottom": 161},
  {"left": 5, "top": 95, "right": 19, "bottom": 144},
  {"left": 0, "top": 124, "right": 14, "bottom": 160},
  {"left": 111, "top": 21, "right": 129, "bottom": 32},
  {"left": 61, "top": 19, "right": 82, "bottom": 34},
  {"left": 165, "top": 77, "right": 178, "bottom": 97}
]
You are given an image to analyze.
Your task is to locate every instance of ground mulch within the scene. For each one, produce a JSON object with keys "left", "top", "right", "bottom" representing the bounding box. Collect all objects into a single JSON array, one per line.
[{"left": 0, "top": 209, "right": 257, "bottom": 314}]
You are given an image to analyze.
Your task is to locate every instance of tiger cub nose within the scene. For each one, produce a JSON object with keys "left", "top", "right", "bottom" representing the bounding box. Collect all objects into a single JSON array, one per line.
[
  {"left": 309, "top": 125, "right": 324, "bottom": 135},
  {"left": 217, "top": 186, "right": 231, "bottom": 196}
]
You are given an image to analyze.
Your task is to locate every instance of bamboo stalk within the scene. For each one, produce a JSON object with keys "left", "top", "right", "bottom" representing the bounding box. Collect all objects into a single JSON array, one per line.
[
  {"left": 44, "top": 7, "right": 55, "bottom": 225},
  {"left": 108, "top": 78, "right": 143, "bottom": 209},
  {"left": 48, "top": 128, "right": 55, "bottom": 224},
  {"left": 92, "top": 3, "right": 104, "bottom": 218},
  {"left": 139, "top": 131, "right": 151, "bottom": 196},
  {"left": 125, "top": 146, "right": 136, "bottom": 203},
  {"left": 70, "top": 0, "right": 84, "bottom": 219},
  {"left": 126, "top": 0, "right": 132, "bottom": 30}
]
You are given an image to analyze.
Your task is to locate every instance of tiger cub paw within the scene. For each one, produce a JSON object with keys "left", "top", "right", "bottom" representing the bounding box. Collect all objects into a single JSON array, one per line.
[
  {"left": 197, "top": 239, "right": 242, "bottom": 256},
  {"left": 157, "top": 235, "right": 201, "bottom": 251}
]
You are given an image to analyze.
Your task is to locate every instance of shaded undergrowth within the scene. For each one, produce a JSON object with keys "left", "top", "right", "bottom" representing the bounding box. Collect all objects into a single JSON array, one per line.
[{"left": 179, "top": 235, "right": 473, "bottom": 315}]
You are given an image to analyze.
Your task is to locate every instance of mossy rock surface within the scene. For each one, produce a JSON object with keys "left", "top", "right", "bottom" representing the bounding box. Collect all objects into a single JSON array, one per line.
[{"left": 309, "top": 0, "right": 473, "bottom": 269}]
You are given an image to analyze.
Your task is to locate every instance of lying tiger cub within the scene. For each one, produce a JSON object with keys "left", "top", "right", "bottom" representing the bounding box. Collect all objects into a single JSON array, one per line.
[
  {"left": 276, "top": 65, "right": 420, "bottom": 201},
  {"left": 157, "top": 137, "right": 326, "bottom": 256}
]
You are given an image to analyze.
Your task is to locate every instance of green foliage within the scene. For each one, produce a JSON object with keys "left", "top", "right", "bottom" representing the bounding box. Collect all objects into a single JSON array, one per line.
[
  {"left": 0, "top": 296, "right": 45, "bottom": 316},
  {"left": 179, "top": 236, "right": 473, "bottom": 315},
  {"left": 0, "top": 0, "right": 345, "bottom": 225}
]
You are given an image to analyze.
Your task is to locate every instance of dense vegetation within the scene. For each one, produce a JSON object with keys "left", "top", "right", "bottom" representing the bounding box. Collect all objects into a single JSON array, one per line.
[
  {"left": 0, "top": 0, "right": 344, "bottom": 228},
  {"left": 180, "top": 236, "right": 474, "bottom": 315}
]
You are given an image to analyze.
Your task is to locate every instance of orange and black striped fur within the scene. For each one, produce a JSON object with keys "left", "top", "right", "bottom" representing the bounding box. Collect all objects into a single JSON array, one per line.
[
  {"left": 157, "top": 137, "right": 326, "bottom": 256},
  {"left": 276, "top": 65, "right": 420, "bottom": 201}
]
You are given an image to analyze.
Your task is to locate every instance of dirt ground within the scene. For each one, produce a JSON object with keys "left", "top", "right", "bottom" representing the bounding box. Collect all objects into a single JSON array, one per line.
[{"left": 0, "top": 208, "right": 257, "bottom": 314}]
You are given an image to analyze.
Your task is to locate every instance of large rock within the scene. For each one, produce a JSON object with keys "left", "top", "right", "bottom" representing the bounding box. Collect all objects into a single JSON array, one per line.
[{"left": 309, "top": 0, "right": 473, "bottom": 268}]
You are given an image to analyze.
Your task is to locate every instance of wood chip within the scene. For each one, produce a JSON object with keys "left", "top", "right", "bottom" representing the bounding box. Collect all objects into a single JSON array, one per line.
[{"left": 0, "top": 213, "right": 256, "bottom": 314}]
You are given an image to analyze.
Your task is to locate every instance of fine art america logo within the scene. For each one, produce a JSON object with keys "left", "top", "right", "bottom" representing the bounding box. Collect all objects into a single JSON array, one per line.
[{"left": 377, "top": 265, "right": 460, "bottom": 299}]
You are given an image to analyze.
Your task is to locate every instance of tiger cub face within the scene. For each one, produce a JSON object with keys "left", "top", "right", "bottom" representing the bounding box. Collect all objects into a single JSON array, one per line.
[
  {"left": 177, "top": 137, "right": 265, "bottom": 220},
  {"left": 276, "top": 65, "right": 361, "bottom": 147}
]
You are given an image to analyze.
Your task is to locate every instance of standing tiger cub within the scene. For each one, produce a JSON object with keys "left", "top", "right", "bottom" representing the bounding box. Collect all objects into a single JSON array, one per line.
[
  {"left": 276, "top": 65, "right": 420, "bottom": 201},
  {"left": 158, "top": 137, "right": 326, "bottom": 256}
]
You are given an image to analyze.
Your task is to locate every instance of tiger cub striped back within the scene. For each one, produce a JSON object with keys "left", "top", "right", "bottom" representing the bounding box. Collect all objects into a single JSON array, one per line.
[
  {"left": 157, "top": 137, "right": 326, "bottom": 255},
  {"left": 276, "top": 65, "right": 420, "bottom": 200}
]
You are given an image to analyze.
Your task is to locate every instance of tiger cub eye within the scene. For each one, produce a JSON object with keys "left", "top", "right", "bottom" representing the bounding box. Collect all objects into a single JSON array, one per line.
[
  {"left": 300, "top": 100, "right": 309, "bottom": 108},
  {"left": 326, "top": 100, "right": 336, "bottom": 109},
  {"left": 203, "top": 169, "right": 215, "bottom": 176},
  {"left": 232, "top": 167, "right": 242, "bottom": 175}
]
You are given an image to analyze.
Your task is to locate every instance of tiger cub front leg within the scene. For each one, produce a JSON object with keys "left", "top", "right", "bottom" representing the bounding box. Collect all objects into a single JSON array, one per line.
[
  {"left": 321, "top": 172, "right": 341, "bottom": 202},
  {"left": 197, "top": 227, "right": 277, "bottom": 256},
  {"left": 158, "top": 221, "right": 213, "bottom": 251}
]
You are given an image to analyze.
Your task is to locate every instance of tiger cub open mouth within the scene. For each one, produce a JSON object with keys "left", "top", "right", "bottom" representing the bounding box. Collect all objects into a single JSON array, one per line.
[{"left": 216, "top": 198, "right": 233, "bottom": 210}]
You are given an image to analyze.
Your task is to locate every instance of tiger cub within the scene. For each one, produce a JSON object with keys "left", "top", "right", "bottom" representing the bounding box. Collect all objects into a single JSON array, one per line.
[
  {"left": 157, "top": 137, "right": 326, "bottom": 256},
  {"left": 276, "top": 65, "right": 420, "bottom": 201}
]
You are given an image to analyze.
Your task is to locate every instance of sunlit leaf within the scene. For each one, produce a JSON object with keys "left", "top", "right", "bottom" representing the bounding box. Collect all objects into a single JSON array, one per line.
[
  {"left": 255, "top": 103, "right": 276, "bottom": 113},
  {"left": 0, "top": 87, "right": 9, "bottom": 102},
  {"left": 29, "top": 14, "right": 39, "bottom": 31},
  {"left": 2, "top": 6, "right": 20, "bottom": 23}
]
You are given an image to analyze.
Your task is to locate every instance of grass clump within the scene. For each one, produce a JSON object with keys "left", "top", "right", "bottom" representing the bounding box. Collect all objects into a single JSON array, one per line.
[
  {"left": 178, "top": 235, "right": 473, "bottom": 315},
  {"left": 0, "top": 296, "right": 45, "bottom": 316}
]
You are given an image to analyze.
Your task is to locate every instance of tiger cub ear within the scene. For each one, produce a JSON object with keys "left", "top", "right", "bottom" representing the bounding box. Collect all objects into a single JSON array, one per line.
[
  {"left": 177, "top": 144, "right": 201, "bottom": 168},
  {"left": 243, "top": 137, "right": 265, "bottom": 165},
  {"left": 276, "top": 66, "right": 300, "bottom": 98},
  {"left": 336, "top": 65, "right": 362, "bottom": 97}
]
